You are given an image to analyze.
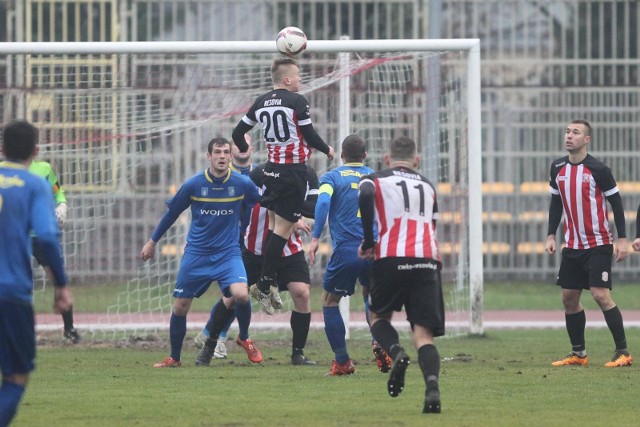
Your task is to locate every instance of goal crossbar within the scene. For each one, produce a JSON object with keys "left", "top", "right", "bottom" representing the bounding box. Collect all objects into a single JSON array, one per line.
[{"left": 0, "top": 39, "right": 480, "bottom": 54}]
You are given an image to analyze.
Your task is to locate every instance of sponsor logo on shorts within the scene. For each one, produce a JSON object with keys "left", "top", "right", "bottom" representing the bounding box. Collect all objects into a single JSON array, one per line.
[
  {"left": 397, "top": 262, "right": 438, "bottom": 271},
  {"left": 263, "top": 170, "right": 281, "bottom": 178},
  {"left": 602, "top": 271, "right": 609, "bottom": 282}
]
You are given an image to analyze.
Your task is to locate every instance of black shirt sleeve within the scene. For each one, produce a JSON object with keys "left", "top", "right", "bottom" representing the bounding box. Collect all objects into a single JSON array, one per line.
[
  {"left": 607, "top": 192, "right": 626, "bottom": 239},
  {"left": 547, "top": 194, "right": 563, "bottom": 237},
  {"left": 232, "top": 121, "right": 253, "bottom": 153},
  {"left": 299, "top": 124, "right": 331, "bottom": 155}
]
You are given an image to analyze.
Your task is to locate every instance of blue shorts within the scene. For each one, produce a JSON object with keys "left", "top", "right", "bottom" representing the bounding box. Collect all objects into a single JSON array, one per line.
[
  {"left": 322, "top": 244, "right": 371, "bottom": 297},
  {"left": 0, "top": 301, "right": 36, "bottom": 376},
  {"left": 175, "top": 250, "right": 247, "bottom": 299}
]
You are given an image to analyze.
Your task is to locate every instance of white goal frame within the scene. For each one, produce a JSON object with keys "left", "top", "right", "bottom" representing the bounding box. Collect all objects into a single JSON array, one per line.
[{"left": 1, "top": 38, "right": 483, "bottom": 335}]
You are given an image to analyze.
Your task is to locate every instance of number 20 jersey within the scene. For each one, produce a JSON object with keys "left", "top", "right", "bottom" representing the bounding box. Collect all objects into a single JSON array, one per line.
[
  {"left": 240, "top": 88, "right": 313, "bottom": 164},
  {"left": 360, "top": 167, "right": 440, "bottom": 261}
]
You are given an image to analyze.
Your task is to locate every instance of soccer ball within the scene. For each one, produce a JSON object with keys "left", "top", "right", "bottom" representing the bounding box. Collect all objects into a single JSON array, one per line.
[{"left": 276, "top": 26, "right": 307, "bottom": 57}]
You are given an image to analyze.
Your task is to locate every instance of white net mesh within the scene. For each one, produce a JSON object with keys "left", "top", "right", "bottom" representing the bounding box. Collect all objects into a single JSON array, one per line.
[{"left": 9, "top": 47, "right": 472, "bottom": 338}]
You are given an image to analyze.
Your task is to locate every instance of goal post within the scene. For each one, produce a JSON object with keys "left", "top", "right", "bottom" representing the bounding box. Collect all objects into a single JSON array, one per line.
[{"left": 0, "top": 39, "right": 483, "bottom": 337}]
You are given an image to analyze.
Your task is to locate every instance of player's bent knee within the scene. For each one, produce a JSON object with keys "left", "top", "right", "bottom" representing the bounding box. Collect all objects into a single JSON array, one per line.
[{"left": 321, "top": 290, "right": 341, "bottom": 306}]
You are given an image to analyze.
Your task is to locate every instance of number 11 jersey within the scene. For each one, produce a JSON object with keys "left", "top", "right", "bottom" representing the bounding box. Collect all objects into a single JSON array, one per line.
[{"left": 360, "top": 166, "right": 440, "bottom": 261}]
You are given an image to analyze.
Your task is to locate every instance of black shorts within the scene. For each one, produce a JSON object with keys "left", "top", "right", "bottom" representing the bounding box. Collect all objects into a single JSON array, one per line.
[
  {"left": 369, "top": 257, "right": 445, "bottom": 337},
  {"left": 557, "top": 245, "right": 614, "bottom": 290},
  {"left": 242, "top": 248, "right": 310, "bottom": 292},
  {"left": 261, "top": 162, "right": 308, "bottom": 223}
]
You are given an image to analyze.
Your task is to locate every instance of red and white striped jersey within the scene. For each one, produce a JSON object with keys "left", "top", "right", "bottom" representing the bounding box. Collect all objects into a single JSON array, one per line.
[
  {"left": 243, "top": 202, "right": 303, "bottom": 256},
  {"left": 359, "top": 167, "right": 440, "bottom": 260},
  {"left": 241, "top": 89, "right": 313, "bottom": 164},
  {"left": 549, "top": 154, "right": 618, "bottom": 249}
]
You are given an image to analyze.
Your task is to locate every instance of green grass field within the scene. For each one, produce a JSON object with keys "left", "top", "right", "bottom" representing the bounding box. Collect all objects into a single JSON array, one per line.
[
  {"left": 15, "top": 329, "right": 638, "bottom": 427},
  {"left": 21, "top": 282, "right": 640, "bottom": 426}
]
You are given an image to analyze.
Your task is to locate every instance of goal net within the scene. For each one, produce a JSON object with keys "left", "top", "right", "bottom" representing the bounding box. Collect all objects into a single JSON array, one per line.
[{"left": 2, "top": 39, "right": 482, "bottom": 339}]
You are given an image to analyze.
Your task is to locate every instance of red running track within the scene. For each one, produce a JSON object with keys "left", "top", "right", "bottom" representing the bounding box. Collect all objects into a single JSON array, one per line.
[{"left": 35, "top": 310, "right": 640, "bottom": 331}]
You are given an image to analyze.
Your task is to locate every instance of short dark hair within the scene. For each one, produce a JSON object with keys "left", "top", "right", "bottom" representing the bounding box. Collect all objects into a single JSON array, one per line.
[
  {"left": 271, "top": 57, "right": 297, "bottom": 84},
  {"left": 389, "top": 136, "right": 417, "bottom": 162},
  {"left": 570, "top": 119, "right": 592, "bottom": 137},
  {"left": 2, "top": 120, "right": 38, "bottom": 161},
  {"left": 207, "top": 137, "right": 231, "bottom": 154},
  {"left": 341, "top": 134, "right": 366, "bottom": 163}
]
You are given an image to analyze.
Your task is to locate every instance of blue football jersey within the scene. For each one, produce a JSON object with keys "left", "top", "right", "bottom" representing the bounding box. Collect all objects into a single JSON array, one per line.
[
  {"left": 313, "top": 162, "right": 375, "bottom": 247},
  {"left": 0, "top": 161, "right": 63, "bottom": 303},
  {"left": 151, "top": 168, "right": 260, "bottom": 255}
]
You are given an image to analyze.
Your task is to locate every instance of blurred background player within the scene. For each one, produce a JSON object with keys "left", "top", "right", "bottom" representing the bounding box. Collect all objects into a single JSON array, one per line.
[
  {"left": 307, "top": 134, "right": 392, "bottom": 376},
  {"left": 29, "top": 159, "right": 80, "bottom": 343},
  {"left": 359, "top": 136, "right": 444, "bottom": 414},
  {"left": 232, "top": 57, "right": 334, "bottom": 314},
  {"left": 1, "top": 120, "right": 73, "bottom": 425},
  {"left": 140, "top": 137, "right": 260, "bottom": 368},
  {"left": 194, "top": 133, "right": 256, "bottom": 359}
]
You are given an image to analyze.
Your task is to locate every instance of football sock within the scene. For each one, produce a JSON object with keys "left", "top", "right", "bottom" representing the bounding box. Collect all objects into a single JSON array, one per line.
[
  {"left": 169, "top": 313, "right": 187, "bottom": 362},
  {"left": 565, "top": 310, "right": 586, "bottom": 354},
  {"left": 264, "top": 229, "right": 274, "bottom": 250},
  {"left": 209, "top": 300, "right": 233, "bottom": 340},
  {"left": 323, "top": 306, "right": 349, "bottom": 363},
  {"left": 61, "top": 307, "right": 74, "bottom": 331},
  {"left": 603, "top": 306, "right": 628, "bottom": 351},
  {"left": 256, "top": 230, "right": 273, "bottom": 293},
  {"left": 0, "top": 381, "right": 25, "bottom": 427},
  {"left": 291, "top": 311, "right": 311, "bottom": 356},
  {"left": 363, "top": 294, "right": 371, "bottom": 326},
  {"left": 235, "top": 300, "right": 252, "bottom": 341},
  {"left": 370, "top": 319, "right": 400, "bottom": 358},
  {"left": 259, "top": 232, "right": 288, "bottom": 292},
  {"left": 204, "top": 299, "right": 222, "bottom": 335},
  {"left": 363, "top": 294, "right": 376, "bottom": 345},
  {"left": 418, "top": 344, "right": 441, "bottom": 388},
  {"left": 219, "top": 307, "right": 239, "bottom": 340}
]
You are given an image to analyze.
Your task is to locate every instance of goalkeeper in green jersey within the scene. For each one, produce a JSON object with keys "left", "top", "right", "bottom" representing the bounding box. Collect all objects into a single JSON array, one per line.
[{"left": 29, "top": 160, "right": 80, "bottom": 343}]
